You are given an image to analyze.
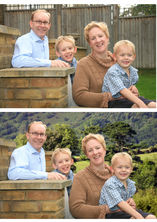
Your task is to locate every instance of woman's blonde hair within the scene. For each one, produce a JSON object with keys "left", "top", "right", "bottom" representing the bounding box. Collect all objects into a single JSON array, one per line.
[
  {"left": 84, "top": 21, "right": 109, "bottom": 43},
  {"left": 82, "top": 133, "right": 106, "bottom": 154},
  {"left": 51, "top": 148, "right": 72, "bottom": 164},
  {"left": 111, "top": 152, "right": 133, "bottom": 167},
  {"left": 55, "top": 35, "right": 76, "bottom": 52},
  {"left": 113, "top": 40, "right": 136, "bottom": 55}
]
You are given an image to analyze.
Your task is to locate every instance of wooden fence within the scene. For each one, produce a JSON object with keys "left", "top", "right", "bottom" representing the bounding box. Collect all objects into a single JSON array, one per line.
[{"left": 3, "top": 4, "right": 156, "bottom": 68}]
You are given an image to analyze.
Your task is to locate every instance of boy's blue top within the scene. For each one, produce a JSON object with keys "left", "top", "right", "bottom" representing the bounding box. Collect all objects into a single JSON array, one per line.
[
  {"left": 57, "top": 57, "right": 77, "bottom": 84},
  {"left": 53, "top": 168, "right": 74, "bottom": 196},
  {"left": 12, "top": 29, "right": 51, "bottom": 68},
  {"left": 99, "top": 175, "right": 136, "bottom": 211},
  {"left": 102, "top": 63, "right": 139, "bottom": 98},
  {"left": 8, "top": 142, "right": 47, "bottom": 180},
  {"left": 57, "top": 56, "right": 77, "bottom": 69}
]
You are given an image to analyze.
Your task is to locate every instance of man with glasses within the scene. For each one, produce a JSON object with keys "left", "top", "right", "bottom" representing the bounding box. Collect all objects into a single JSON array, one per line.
[
  {"left": 8, "top": 121, "right": 66, "bottom": 180},
  {"left": 12, "top": 9, "right": 69, "bottom": 68}
]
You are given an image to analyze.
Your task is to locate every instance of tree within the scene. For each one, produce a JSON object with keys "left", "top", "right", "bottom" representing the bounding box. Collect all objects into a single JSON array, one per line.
[
  {"left": 43, "top": 124, "right": 80, "bottom": 155},
  {"left": 103, "top": 121, "right": 136, "bottom": 152},
  {"left": 121, "top": 4, "right": 156, "bottom": 17}
]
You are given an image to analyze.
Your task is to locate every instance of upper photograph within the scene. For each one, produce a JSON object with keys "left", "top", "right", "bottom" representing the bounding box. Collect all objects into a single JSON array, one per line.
[{"left": 0, "top": 4, "right": 156, "bottom": 108}]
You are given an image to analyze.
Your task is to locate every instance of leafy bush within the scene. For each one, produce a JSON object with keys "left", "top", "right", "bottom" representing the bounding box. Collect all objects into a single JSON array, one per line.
[
  {"left": 134, "top": 188, "right": 157, "bottom": 217},
  {"left": 131, "top": 160, "right": 157, "bottom": 189}
]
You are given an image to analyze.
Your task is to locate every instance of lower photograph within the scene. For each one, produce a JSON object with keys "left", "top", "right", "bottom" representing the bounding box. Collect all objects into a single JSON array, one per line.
[{"left": 0, "top": 111, "right": 157, "bottom": 219}]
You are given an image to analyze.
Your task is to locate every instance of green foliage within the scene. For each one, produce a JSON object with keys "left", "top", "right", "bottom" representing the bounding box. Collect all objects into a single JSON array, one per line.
[
  {"left": 14, "top": 133, "right": 27, "bottom": 148},
  {"left": 121, "top": 4, "right": 156, "bottom": 17},
  {"left": 43, "top": 124, "right": 80, "bottom": 155},
  {"left": 103, "top": 121, "right": 136, "bottom": 152},
  {"left": 134, "top": 188, "right": 157, "bottom": 217},
  {"left": 131, "top": 160, "right": 157, "bottom": 190}
]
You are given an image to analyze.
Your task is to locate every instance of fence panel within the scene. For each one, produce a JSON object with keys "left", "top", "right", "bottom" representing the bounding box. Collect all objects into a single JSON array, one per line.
[
  {"left": 3, "top": 5, "right": 156, "bottom": 68},
  {"left": 119, "top": 16, "right": 156, "bottom": 68}
]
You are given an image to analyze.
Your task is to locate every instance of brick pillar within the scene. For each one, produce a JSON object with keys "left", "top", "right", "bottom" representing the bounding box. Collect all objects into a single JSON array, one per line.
[
  {"left": 0, "top": 138, "right": 16, "bottom": 181},
  {"left": 0, "top": 67, "right": 75, "bottom": 108},
  {"left": 0, "top": 180, "right": 72, "bottom": 219}
]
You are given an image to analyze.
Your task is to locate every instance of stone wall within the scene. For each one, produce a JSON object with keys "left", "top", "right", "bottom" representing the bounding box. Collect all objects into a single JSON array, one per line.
[
  {"left": 0, "top": 67, "right": 75, "bottom": 108},
  {"left": 0, "top": 179, "right": 71, "bottom": 219}
]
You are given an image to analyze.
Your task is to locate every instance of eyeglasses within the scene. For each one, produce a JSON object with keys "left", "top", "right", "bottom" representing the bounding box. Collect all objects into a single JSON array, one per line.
[
  {"left": 29, "top": 132, "right": 46, "bottom": 137},
  {"left": 32, "top": 20, "right": 50, "bottom": 26}
]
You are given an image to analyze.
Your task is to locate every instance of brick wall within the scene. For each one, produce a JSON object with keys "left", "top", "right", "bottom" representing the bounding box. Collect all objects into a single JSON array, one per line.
[
  {"left": 0, "top": 25, "right": 20, "bottom": 69},
  {"left": 0, "top": 67, "right": 75, "bottom": 108},
  {"left": 0, "top": 138, "right": 16, "bottom": 181},
  {"left": 0, "top": 139, "right": 72, "bottom": 219},
  {"left": 0, "top": 180, "right": 72, "bottom": 219}
]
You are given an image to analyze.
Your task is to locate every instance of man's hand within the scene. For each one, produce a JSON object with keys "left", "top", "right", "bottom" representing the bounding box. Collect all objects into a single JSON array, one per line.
[
  {"left": 129, "top": 85, "right": 139, "bottom": 97},
  {"left": 51, "top": 60, "right": 70, "bottom": 68},
  {"left": 127, "top": 198, "right": 136, "bottom": 209},
  {"left": 47, "top": 172, "right": 66, "bottom": 180}
]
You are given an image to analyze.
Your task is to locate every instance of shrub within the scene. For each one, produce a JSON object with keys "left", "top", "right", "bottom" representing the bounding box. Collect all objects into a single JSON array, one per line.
[{"left": 134, "top": 188, "right": 157, "bottom": 217}]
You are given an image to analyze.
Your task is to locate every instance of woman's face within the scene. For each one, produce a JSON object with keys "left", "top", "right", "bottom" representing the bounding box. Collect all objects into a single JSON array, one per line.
[
  {"left": 88, "top": 27, "right": 109, "bottom": 54},
  {"left": 86, "top": 138, "right": 106, "bottom": 167}
]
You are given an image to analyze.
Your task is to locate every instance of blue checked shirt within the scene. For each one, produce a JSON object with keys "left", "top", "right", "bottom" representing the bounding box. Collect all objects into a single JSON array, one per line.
[
  {"left": 12, "top": 29, "right": 51, "bottom": 68},
  {"left": 8, "top": 142, "right": 48, "bottom": 180},
  {"left": 102, "top": 63, "right": 139, "bottom": 98},
  {"left": 99, "top": 175, "right": 136, "bottom": 211},
  {"left": 53, "top": 168, "right": 74, "bottom": 196}
]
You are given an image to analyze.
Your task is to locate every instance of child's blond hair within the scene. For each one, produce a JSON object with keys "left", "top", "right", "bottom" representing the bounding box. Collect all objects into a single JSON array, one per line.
[
  {"left": 111, "top": 152, "right": 133, "bottom": 167},
  {"left": 55, "top": 35, "right": 76, "bottom": 52},
  {"left": 51, "top": 148, "right": 72, "bottom": 164},
  {"left": 113, "top": 40, "right": 136, "bottom": 55}
]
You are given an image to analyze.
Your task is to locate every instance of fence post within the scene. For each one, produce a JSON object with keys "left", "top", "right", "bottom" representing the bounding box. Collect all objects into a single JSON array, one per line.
[
  {"left": 0, "top": 4, "right": 5, "bottom": 25},
  {"left": 55, "top": 4, "right": 62, "bottom": 37},
  {"left": 112, "top": 5, "right": 119, "bottom": 44}
]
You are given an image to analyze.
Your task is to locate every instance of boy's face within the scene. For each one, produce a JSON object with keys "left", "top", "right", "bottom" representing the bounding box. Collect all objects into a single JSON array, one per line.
[
  {"left": 53, "top": 153, "right": 73, "bottom": 176},
  {"left": 56, "top": 40, "right": 77, "bottom": 63},
  {"left": 114, "top": 45, "right": 136, "bottom": 70},
  {"left": 112, "top": 157, "right": 132, "bottom": 182}
]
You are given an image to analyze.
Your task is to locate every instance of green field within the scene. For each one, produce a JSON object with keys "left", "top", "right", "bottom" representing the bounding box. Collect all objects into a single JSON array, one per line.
[
  {"left": 138, "top": 152, "right": 157, "bottom": 166},
  {"left": 136, "top": 68, "right": 156, "bottom": 100}
]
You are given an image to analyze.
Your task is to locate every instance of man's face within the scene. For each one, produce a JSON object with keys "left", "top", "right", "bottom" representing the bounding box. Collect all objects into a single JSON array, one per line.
[
  {"left": 30, "top": 12, "right": 51, "bottom": 40},
  {"left": 26, "top": 123, "right": 47, "bottom": 152}
]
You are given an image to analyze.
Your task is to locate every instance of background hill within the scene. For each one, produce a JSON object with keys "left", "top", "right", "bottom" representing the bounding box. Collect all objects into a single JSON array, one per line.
[{"left": 0, "top": 112, "right": 157, "bottom": 146}]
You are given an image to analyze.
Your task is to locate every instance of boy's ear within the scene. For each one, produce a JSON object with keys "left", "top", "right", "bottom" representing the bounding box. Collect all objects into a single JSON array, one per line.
[
  {"left": 112, "top": 53, "right": 116, "bottom": 60},
  {"left": 52, "top": 163, "right": 57, "bottom": 169},
  {"left": 71, "top": 158, "right": 74, "bottom": 165},
  {"left": 74, "top": 46, "right": 77, "bottom": 53},
  {"left": 55, "top": 50, "right": 61, "bottom": 58}
]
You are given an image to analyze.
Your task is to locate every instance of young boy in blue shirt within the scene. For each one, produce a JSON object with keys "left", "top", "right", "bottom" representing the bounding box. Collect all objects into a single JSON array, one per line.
[
  {"left": 102, "top": 40, "right": 156, "bottom": 108},
  {"left": 55, "top": 35, "right": 78, "bottom": 107},
  {"left": 52, "top": 148, "right": 74, "bottom": 196},
  {"left": 99, "top": 152, "right": 156, "bottom": 219}
]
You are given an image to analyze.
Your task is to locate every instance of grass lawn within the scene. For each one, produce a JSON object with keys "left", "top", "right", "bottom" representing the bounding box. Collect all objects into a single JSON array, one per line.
[
  {"left": 138, "top": 152, "right": 157, "bottom": 167},
  {"left": 136, "top": 68, "right": 156, "bottom": 100}
]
